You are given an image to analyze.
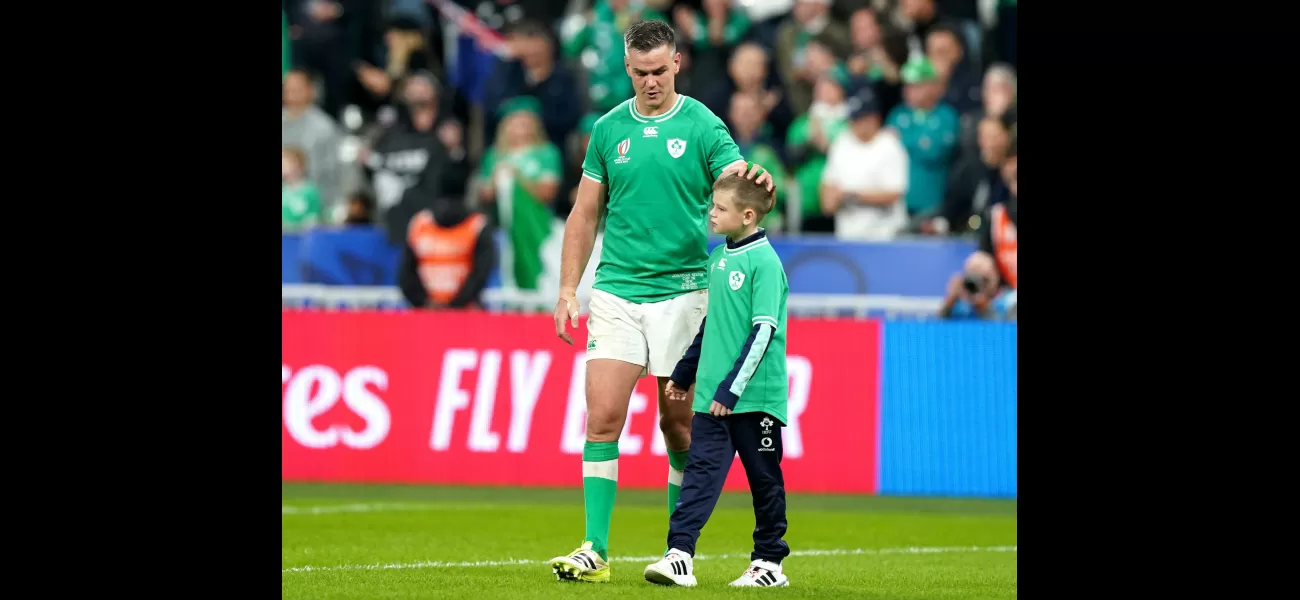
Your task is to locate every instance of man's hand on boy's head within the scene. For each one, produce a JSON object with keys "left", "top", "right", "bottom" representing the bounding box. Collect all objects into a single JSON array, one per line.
[{"left": 721, "top": 160, "right": 775, "bottom": 193}]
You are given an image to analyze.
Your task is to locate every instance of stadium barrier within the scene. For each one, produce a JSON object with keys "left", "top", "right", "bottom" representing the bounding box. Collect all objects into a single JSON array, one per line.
[
  {"left": 282, "top": 310, "right": 1016, "bottom": 498},
  {"left": 281, "top": 284, "right": 944, "bottom": 320}
]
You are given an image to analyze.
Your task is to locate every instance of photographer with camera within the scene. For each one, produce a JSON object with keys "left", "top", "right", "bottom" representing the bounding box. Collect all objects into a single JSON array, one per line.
[
  {"left": 939, "top": 131, "right": 1017, "bottom": 321},
  {"left": 938, "top": 251, "right": 1015, "bottom": 320}
]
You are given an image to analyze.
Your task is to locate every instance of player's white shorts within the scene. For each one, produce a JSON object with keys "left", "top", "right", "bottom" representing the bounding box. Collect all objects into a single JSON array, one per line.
[{"left": 586, "top": 289, "right": 708, "bottom": 378}]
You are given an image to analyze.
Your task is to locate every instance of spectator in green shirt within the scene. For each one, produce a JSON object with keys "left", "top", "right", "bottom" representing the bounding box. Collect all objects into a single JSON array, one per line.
[
  {"left": 282, "top": 146, "right": 323, "bottom": 231},
  {"left": 477, "top": 97, "right": 566, "bottom": 300},
  {"left": 885, "top": 57, "right": 959, "bottom": 218}
]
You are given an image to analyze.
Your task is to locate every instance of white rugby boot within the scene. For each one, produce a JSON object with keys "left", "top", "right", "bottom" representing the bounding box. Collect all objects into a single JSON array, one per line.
[
  {"left": 643, "top": 548, "right": 697, "bottom": 587},
  {"left": 728, "top": 559, "right": 789, "bottom": 587}
]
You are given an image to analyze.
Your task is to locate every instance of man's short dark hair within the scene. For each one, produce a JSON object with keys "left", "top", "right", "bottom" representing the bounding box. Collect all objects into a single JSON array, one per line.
[
  {"left": 712, "top": 173, "right": 776, "bottom": 222},
  {"left": 624, "top": 19, "right": 676, "bottom": 53}
]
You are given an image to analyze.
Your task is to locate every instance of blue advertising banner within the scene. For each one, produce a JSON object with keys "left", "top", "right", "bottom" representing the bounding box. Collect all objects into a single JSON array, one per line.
[
  {"left": 284, "top": 229, "right": 402, "bottom": 286},
  {"left": 707, "top": 236, "right": 973, "bottom": 296},
  {"left": 283, "top": 230, "right": 974, "bottom": 296},
  {"left": 878, "top": 321, "right": 1017, "bottom": 498}
]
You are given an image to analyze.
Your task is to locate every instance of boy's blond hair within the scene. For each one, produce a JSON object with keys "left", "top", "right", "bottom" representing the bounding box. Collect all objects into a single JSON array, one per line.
[{"left": 712, "top": 173, "right": 776, "bottom": 222}]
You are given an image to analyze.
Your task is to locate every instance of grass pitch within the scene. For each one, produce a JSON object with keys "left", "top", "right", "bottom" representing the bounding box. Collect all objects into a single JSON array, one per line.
[{"left": 283, "top": 483, "right": 1016, "bottom": 599}]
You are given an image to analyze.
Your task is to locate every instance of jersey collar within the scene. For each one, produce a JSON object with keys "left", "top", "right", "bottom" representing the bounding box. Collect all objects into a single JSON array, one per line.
[
  {"left": 725, "top": 229, "right": 767, "bottom": 250},
  {"left": 629, "top": 94, "right": 687, "bottom": 123}
]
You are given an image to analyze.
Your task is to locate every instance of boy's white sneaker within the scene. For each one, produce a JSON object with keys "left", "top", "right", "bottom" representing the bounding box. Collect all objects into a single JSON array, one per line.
[
  {"left": 643, "top": 548, "right": 697, "bottom": 587},
  {"left": 729, "top": 559, "right": 789, "bottom": 587}
]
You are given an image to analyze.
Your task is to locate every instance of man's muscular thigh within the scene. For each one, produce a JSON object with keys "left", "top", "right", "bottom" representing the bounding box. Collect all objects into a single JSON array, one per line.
[
  {"left": 657, "top": 376, "right": 693, "bottom": 452},
  {"left": 585, "top": 359, "right": 644, "bottom": 442}
]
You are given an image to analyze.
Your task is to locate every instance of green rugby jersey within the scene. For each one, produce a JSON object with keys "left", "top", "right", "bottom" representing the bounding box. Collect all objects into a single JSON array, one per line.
[
  {"left": 581, "top": 94, "right": 744, "bottom": 303},
  {"left": 669, "top": 230, "right": 789, "bottom": 425}
]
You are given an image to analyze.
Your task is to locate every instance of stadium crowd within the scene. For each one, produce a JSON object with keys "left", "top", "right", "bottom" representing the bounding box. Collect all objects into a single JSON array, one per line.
[{"left": 282, "top": 0, "right": 1017, "bottom": 319}]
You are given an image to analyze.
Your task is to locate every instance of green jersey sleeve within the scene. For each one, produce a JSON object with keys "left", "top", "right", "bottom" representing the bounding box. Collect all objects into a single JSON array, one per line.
[
  {"left": 705, "top": 119, "right": 744, "bottom": 180},
  {"left": 750, "top": 254, "right": 787, "bottom": 330},
  {"left": 580, "top": 120, "right": 607, "bottom": 184}
]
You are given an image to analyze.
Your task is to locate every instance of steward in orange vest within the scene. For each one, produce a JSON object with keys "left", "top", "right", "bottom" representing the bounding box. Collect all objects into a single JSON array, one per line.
[{"left": 398, "top": 199, "right": 498, "bottom": 309}]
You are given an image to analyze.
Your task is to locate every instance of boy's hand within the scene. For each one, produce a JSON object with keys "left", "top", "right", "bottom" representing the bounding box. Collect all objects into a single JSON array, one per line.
[
  {"left": 709, "top": 401, "right": 732, "bottom": 417},
  {"left": 665, "top": 380, "right": 689, "bottom": 402}
]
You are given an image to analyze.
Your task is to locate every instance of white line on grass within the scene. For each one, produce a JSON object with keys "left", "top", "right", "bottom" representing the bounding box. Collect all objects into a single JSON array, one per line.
[
  {"left": 282, "top": 503, "right": 494, "bottom": 515},
  {"left": 282, "top": 545, "right": 1017, "bottom": 574},
  {"left": 279, "top": 501, "right": 441, "bottom": 516}
]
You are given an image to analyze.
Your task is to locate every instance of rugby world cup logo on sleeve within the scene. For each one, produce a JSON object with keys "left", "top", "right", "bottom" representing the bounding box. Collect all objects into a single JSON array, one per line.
[{"left": 615, "top": 139, "right": 631, "bottom": 164}]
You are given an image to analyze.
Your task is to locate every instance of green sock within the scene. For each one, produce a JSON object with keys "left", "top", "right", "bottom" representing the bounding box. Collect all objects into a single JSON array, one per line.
[
  {"left": 583, "top": 441, "right": 620, "bottom": 561},
  {"left": 667, "top": 449, "right": 689, "bottom": 515}
]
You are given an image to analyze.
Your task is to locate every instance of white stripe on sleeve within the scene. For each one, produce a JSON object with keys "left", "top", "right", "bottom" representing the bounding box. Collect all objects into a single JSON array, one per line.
[{"left": 728, "top": 323, "right": 774, "bottom": 398}]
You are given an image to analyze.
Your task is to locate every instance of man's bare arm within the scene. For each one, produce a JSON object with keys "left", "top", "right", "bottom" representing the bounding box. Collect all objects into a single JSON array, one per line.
[{"left": 559, "top": 175, "right": 605, "bottom": 296}]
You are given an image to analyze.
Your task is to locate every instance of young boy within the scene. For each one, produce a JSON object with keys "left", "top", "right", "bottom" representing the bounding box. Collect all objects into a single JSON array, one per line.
[{"left": 642, "top": 171, "right": 791, "bottom": 588}]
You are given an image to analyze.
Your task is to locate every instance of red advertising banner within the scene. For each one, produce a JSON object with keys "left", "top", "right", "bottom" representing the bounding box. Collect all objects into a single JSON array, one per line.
[{"left": 282, "top": 310, "right": 879, "bottom": 493}]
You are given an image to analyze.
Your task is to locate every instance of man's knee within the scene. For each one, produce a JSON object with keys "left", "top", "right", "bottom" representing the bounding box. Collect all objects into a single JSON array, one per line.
[
  {"left": 585, "top": 359, "right": 643, "bottom": 442},
  {"left": 586, "top": 410, "right": 624, "bottom": 442}
]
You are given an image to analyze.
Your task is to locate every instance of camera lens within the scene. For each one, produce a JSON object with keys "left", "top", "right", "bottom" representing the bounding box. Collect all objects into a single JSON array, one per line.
[{"left": 962, "top": 274, "right": 982, "bottom": 294}]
